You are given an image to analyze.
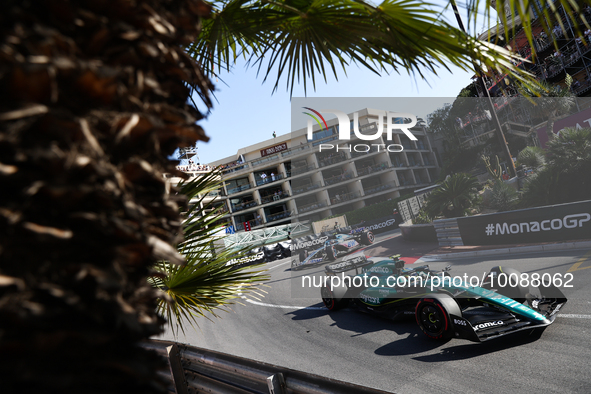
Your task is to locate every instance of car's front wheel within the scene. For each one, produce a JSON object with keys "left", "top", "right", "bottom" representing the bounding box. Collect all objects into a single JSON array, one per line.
[
  {"left": 415, "top": 293, "right": 461, "bottom": 340},
  {"left": 321, "top": 284, "right": 349, "bottom": 311}
]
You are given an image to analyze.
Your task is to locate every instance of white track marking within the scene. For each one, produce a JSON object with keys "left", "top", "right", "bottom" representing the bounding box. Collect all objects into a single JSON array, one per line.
[
  {"left": 559, "top": 314, "right": 591, "bottom": 319},
  {"left": 241, "top": 296, "right": 326, "bottom": 310},
  {"left": 267, "top": 260, "right": 292, "bottom": 270}
]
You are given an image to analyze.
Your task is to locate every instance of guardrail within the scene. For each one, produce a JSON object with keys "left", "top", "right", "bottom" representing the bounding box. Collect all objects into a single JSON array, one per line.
[
  {"left": 433, "top": 218, "right": 464, "bottom": 246},
  {"left": 142, "top": 340, "right": 393, "bottom": 394}
]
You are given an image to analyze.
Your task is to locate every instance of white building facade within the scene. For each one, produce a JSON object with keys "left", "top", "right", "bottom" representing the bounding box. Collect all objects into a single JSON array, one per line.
[{"left": 182, "top": 108, "right": 441, "bottom": 232}]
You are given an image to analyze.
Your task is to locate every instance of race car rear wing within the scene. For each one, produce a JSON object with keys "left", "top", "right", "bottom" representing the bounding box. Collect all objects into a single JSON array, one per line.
[{"left": 324, "top": 256, "right": 373, "bottom": 275}]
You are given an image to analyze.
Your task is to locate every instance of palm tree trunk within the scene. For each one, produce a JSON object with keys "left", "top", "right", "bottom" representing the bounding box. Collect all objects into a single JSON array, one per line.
[{"left": 0, "top": 0, "right": 212, "bottom": 392}]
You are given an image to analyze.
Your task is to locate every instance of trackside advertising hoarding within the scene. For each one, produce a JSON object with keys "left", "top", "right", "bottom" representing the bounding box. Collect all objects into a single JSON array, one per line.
[{"left": 457, "top": 200, "right": 591, "bottom": 246}]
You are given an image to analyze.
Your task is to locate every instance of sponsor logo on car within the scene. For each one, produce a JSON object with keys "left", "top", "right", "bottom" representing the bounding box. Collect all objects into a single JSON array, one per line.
[
  {"left": 454, "top": 318, "right": 467, "bottom": 326},
  {"left": 290, "top": 236, "right": 329, "bottom": 251},
  {"left": 227, "top": 251, "right": 265, "bottom": 266},
  {"left": 473, "top": 320, "right": 504, "bottom": 331},
  {"left": 360, "top": 294, "right": 380, "bottom": 304}
]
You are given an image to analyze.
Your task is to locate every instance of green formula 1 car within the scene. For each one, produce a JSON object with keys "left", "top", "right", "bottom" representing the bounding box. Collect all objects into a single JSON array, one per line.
[{"left": 320, "top": 255, "right": 567, "bottom": 342}]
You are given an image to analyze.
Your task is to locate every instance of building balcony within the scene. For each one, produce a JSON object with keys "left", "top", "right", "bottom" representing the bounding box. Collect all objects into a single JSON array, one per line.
[
  {"left": 255, "top": 173, "right": 285, "bottom": 186},
  {"left": 298, "top": 200, "right": 327, "bottom": 214},
  {"left": 324, "top": 171, "right": 354, "bottom": 186},
  {"left": 292, "top": 163, "right": 317, "bottom": 176},
  {"left": 267, "top": 211, "right": 292, "bottom": 223},
  {"left": 235, "top": 218, "right": 263, "bottom": 231},
  {"left": 356, "top": 162, "right": 390, "bottom": 177},
  {"left": 292, "top": 181, "right": 322, "bottom": 195},
  {"left": 281, "top": 144, "right": 310, "bottom": 158},
  {"left": 317, "top": 153, "right": 347, "bottom": 168},
  {"left": 330, "top": 191, "right": 360, "bottom": 205},
  {"left": 260, "top": 191, "right": 290, "bottom": 205},
  {"left": 227, "top": 183, "right": 253, "bottom": 195},
  {"left": 231, "top": 200, "right": 258, "bottom": 213},
  {"left": 363, "top": 183, "right": 395, "bottom": 195}
]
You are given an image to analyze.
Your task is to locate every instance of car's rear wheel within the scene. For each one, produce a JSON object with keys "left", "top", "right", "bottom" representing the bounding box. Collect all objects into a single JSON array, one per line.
[
  {"left": 325, "top": 246, "right": 336, "bottom": 261},
  {"left": 415, "top": 293, "right": 460, "bottom": 340},
  {"left": 321, "top": 284, "right": 349, "bottom": 311},
  {"left": 360, "top": 231, "right": 375, "bottom": 245},
  {"left": 298, "top": 249, "right": 308, "bottom": 262}
]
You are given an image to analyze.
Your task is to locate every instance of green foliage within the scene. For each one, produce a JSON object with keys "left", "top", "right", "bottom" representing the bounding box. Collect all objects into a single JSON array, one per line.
[
  {"left": 425, "top": 173, "right": 480, "bottom": 218},
  {"left": 488, "top": 180, "right": 519, "bottom": 211},
  {"left": 519, "top": 128, "right": 591, "bottom": 207},
  {"left": 517, "top": 146, "right": 546, "bottom": 169},
  {"left": 412, "top": 208, "right": 433, "bottom": 224},
  {"left": 151, "top": 171, "right": 269, "bottom": 335},
  {"left": 188, "top": 0, "right": 539, "bottom": 95}
]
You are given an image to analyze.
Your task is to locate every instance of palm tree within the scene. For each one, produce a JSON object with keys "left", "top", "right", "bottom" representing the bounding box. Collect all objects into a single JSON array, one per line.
[
  {"left": 425, "top": 173, "right": 481, "bottom": 218},
  {"left": 151, "top": 171, "right": 269, "bottom": 336},
  {"left": 519, "top": 80, "right": 576, "bottom": 140},
  {"left": 187, "top": 0, "right": 542, "bottom": 95},
  {"left": 519, "top": 128, "right": 591, "bottom": 206},
  {"left": 517, "top": 146, "right": 546, "bottom": 169}
]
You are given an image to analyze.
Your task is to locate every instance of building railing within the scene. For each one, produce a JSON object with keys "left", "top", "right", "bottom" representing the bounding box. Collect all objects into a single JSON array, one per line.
[
  {"left": 281, "top": 144, "right": 310, "bottom": 157},
  {"left": 323, "top": 171, "right": 354, "bottom": 186},
  {"left": 260, "top": 191, "right": 290, "bottom": 205},
  {"left": 317, "top": 152, "right": 347, "bottom": 168},
  {"left": 266, "top": 210, "right": 292, "bottom": 222},
  {"left": 292, "top": 181, "right": 322, "bottom": 195},
  {"left": 251, "top": 154, "right": 279, "bottom": 167},
  {"left": 255, "top": 172, "right": 284, "bottom": 186},
  {"left": 330, "top": 190, "right": 360, "bottom": 205},
  {"left": 227, "top": 183, "right": 253, "bottom": 195},
  {"left": 291, "top": 163, "right": 317, "bottom": 176},
  {"left": 235, "top": 218, "right": 263, "bottom": 231},
  {"left": 220, "top": 163, "right": 248, "bottom": 175},
  {"left": 363, "top": 183, "right": 395, "bottom": 195},
  {"left": 231, "top": 200, "right": 258, "bottom": 213},
  {"left": 298, "top": 200, "right": 327, "bottom": 214},
  {"left": 356, "top": 162, "right": 390, "bottom": 177}
]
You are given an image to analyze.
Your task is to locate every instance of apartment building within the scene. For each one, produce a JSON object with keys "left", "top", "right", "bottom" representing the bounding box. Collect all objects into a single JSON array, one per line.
[
  {"left": 478, "top": 3, "right": 591, "bottom": 97},
  {"left": 186, "top": 108, "right": 441, "bottom": 233}
]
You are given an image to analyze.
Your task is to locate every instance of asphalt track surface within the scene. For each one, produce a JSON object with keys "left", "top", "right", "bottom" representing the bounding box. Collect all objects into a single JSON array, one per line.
[{"left": 160, "top": 231, "right": 591, "bottom": 394}]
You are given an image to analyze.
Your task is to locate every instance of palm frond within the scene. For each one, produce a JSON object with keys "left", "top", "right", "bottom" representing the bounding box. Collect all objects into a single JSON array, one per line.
[
  {"left": 187, "top": 0, "right": 540, "bottom": 95},
  {"left": 152, "top": 169, "right": 269, "bottom": 335}
]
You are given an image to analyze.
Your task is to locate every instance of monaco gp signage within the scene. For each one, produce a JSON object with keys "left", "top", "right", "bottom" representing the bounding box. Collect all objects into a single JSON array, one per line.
[{"left": 457, "top": 200, "right": 591, "bottom": 245}]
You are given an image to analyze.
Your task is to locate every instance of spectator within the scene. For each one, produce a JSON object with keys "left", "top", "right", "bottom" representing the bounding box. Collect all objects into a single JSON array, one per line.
[{"left": 273, "top": 131, "right": 276, "bottom": 138}]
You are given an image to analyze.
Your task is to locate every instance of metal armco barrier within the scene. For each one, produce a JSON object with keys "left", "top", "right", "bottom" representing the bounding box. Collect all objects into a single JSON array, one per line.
[
  {"left": 457, "top": 200, "right": 591, "bottom": 246},
  {"left": 433, "top": 218, "right": 463, "bottom": 246},
  {"left": 142, "top": 340, "right": 393, "bottom": 394}
]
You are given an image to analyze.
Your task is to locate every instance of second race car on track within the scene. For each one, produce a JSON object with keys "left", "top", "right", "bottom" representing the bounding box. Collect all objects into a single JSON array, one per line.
[
  {"left": 320, "top": 254, "right": 567, "bottom": 342},
  {"left": 291, "top": 231, "right": 375, "bottom": 270}
]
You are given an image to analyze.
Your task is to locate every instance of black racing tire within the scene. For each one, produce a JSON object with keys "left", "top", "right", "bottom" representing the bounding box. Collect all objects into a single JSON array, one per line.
[
  {"left": 325, "top": 246, "right": 336, "bottom": 261},
  {"left": 321, "top": 284, "right": 349, "bottom": 311},
  {"left": 488, "top": 266, "right": 528, "bottom": 303},
  {"left": 360, "top": 231, "right": 375, "bottom": 245},
  {"left": 291, "top": 259, "right": 301, "bottom": 271},
  {"left": 298, "top": 249, "right": 309, "bottom": 262},
  {"left": 415, "top": 292, "right": 461, "bottom": 340}
]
